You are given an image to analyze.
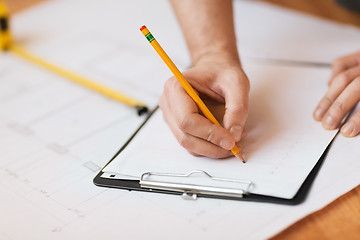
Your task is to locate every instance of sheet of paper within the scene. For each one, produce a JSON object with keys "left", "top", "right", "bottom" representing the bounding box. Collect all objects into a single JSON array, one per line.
[
  {"left": 0, "top": 0, "right": 359, "bottom": 240},
  {"left": 234, "top": 0, "right": 360, "bottom": 63},
  {"left": 103, "top": 62, "right": 337, "bottom": 199}
]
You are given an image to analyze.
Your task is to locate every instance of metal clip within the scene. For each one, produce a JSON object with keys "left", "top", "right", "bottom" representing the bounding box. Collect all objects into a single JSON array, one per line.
[{"left": 140, "top": 170, "right": 254, "bottom": 200}]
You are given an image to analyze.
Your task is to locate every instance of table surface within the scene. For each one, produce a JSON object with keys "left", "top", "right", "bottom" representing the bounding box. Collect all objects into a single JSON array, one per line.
[{"left": 4, "top": 0, "right": 360, "bottom": 239}]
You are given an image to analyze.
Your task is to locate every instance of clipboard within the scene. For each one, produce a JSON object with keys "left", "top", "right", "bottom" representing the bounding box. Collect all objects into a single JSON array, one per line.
[{"left": 93, "top": 107, "right": 334, "bottom": 205}]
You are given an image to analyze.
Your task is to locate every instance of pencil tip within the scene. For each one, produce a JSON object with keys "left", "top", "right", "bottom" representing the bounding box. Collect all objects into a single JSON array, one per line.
[{"left": 235, "top": 153, "right": 246, "bottom": 163}]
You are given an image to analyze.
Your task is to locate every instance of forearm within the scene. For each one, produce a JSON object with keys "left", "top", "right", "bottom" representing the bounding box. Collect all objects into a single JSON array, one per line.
[{"left": 170, "top": 0, "right": 240, "bottom": 66}]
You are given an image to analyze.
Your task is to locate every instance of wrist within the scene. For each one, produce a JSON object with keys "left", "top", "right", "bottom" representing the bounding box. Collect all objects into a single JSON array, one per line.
[{"left": 193, "top": 50, "right": 242, "bottom": 68}]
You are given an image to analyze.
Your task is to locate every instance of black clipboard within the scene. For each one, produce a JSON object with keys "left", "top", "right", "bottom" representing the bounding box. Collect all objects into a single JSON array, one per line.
[{"left": 93, "top": 107, "right": 334, "bottom": 205}]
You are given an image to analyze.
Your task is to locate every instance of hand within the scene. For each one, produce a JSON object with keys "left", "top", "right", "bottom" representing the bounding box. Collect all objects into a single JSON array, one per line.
[
  {"left": 159, "top": 54, "right": 249, "bottom": 158},
  {"left": 313, "top": 51, "right": 360, "bottom": 137}
]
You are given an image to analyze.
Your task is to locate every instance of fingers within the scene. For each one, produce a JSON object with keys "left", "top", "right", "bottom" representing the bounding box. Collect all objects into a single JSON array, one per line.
[
  {"left": 317, "top": 52, "right": 360, "bottom": 137},
  {"left": 314, "top": 66, "right": 360, "bottom": 121},
  {"left": 341, "top": 109, "right": 360, "bottom": 137},
  {"left": 159, "top": 77, "right": 237, "bottom": 158},
  {"left": 165, "top": 112, "right": 235, "bottom": 158},
  {"left": 316, "top": 76, "right": 360, "bottom": 131},
  {"left": 329, "top": 51, "right": 360, "bottom": 86},
  {"left": 177, "top": 113, "right": 236, "bottom": 150},
  {"left": 220, "top": 70, "right": 250, "bottom": 142}
]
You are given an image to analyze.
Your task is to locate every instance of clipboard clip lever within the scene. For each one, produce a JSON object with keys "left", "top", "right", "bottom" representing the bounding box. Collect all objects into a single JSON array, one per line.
[{"left": 140, "top": 170, "right": 254, "bottom": 200}]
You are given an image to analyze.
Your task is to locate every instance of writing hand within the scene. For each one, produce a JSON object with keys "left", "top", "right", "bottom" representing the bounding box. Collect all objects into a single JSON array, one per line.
[{"left": 159, "top": 55, "right": 249, "bottom": 158}]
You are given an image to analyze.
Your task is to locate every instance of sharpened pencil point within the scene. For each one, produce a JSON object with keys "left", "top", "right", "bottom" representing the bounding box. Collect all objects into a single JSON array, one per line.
[{"left": 235, "top": 153, "right": 246, "bottom": 163}]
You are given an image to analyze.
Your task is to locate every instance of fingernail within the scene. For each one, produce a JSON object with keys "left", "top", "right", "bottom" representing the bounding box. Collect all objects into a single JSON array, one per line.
[
  {"left": 220, "top": 139, "right": 234, "bottom": 150},
  {"left": 314, "top": 108, "right": 324, "bottom": 120},
  {"left": 324, "top": 115, "right": 335, "bottom": 129},
  {"left": 230, "top": 125, "right": 243, "bottom": 142},
  {"left": 341, "top": 122, "right": 354, "bottom": 136}
]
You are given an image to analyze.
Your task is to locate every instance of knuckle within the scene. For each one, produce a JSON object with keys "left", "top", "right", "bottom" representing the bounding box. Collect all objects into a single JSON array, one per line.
[
  {"left": 230, "top": 71, "right": 249, "bottom": 87},
  {"left": 336, "top": 72, "right": 351, "bottom": 85},
  {"left": 177, "top": 134, "right": 190, "bottom": 149},
  {"left": 163, "top": 77, "right": 176, "bottom": 93},
  {"left": 225, "top": 69, "right": 241, "bottom": 80},
  {"left": 222, "top": 67, "right": 245, "bottom": 79},
  {"left": 319, "top": 96, "right": 333, "bottom": 108},
  {"left": 206, "top": 124, "right": 218, "bottom": 143},
  {"left": 330, "top": 100, "right": 344, "bottom": 114},
  {"left": 332, "top": 57, "right": 343, "bottom": 67},
  {"left": 177, "top": 116, "right": 192, "bottom": 132}
]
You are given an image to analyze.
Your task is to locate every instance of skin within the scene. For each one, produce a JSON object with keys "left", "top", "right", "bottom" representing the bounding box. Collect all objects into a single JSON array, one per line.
[
  {"left": 162, "top": 0, "right": 360, "bottom": 159},
  {"left": 160, "top": 0, "right": 249, "bottom": 158},
  {"left": 313, "top": 50, "right": 360, "bottom": 137}
]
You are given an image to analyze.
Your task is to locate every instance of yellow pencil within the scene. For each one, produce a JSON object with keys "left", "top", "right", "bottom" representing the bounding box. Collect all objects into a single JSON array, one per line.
[{"left": 140, "top": 25, "right": 244, "bottom": 162}]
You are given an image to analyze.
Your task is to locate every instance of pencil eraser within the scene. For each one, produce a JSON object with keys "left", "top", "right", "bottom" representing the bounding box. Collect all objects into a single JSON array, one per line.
[{"left": 140, "top": 25, "right": 146, "bottom": 31}]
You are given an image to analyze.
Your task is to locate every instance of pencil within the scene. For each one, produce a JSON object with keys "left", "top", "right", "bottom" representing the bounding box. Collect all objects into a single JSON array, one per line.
[{"left": 140, "top": 25, "right": 245, "bottom": 162}]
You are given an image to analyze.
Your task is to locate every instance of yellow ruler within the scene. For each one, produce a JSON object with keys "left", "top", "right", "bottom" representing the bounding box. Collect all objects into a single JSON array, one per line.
[{"left": 0, "top": 2, "right": 148, "bottom": 115}]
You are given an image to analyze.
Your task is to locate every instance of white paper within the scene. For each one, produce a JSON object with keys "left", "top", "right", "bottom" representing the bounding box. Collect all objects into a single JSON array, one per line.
[
  {"left": 234, "top": 0, "right": 360, "bottom": 63},
  {"left": 104, "top": 62, "right": 337, "bottom": 199},
  {"left": 0, "top": 0, "right": 359, "bottom": 240}
]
